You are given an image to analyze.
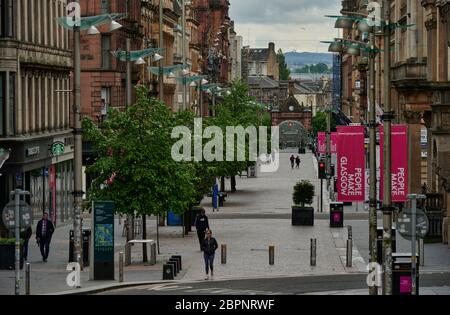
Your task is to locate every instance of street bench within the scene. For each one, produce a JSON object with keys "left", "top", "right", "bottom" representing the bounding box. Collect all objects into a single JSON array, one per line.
[{"left": 125, "top": 240, "right": 157, "bottom": 266}]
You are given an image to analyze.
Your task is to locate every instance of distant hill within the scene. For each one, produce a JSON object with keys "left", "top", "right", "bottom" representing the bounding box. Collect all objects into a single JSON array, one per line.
[{"left": 284, "top": 52, "right": 333, "bottom": 68}]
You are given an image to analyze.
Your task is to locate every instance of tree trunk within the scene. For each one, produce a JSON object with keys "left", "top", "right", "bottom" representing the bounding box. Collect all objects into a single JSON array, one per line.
[
  {"left": 156, "top": 215, "right": 160, "bottom": 255},
  {"left": 142, "top": 215, "right": 148, "bottom": 263},
  {"left": 159, "top": 213, "right": 166, "bottom": 227},
  {"left": 131, "top": 215, "right": 135, "bottom": 240},
  {"left": 221, "top": 176, "right": 226, "bottom": 192},
  {"left": 126, "top": 215, "right": 133, "bottom": 242},
  {"left": 231, "top": 176, "right": 237, "bottom": 193}
]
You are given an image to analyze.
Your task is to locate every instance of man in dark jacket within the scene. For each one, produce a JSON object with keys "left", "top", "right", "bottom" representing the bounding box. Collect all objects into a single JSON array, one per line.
[
  {"left": 201, "top": 230, "right": 218, "bottom": 280},
  {"left": 21, "top": 226, "right": 33, "bottom": 261},
  {"left": 195, "top": 209, "right": 210, "bottom": 250},
  {"left": 36, "top": 212, "right": 55, "bottom": 262}
]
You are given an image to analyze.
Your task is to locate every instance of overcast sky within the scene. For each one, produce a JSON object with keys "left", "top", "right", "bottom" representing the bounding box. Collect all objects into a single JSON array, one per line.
[{"left": 229, "top": 0, "right": 341, "bottom": 53}]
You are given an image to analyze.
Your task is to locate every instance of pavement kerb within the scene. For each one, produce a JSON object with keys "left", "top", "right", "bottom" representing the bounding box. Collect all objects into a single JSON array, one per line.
[
  {"left": 47, "top": 281, "right": 174, "bottom": 295},
  {"left": 51, "top": 272, "right": 370, "bottom": 295}
]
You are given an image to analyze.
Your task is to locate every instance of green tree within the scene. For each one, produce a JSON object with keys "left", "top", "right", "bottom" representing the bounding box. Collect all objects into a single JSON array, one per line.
[
  {"left": 277, "top": 49, "right": 291, "bottom": 80},
  {"left": 83, "top": 86, "right": 197, "bottom": 260},
  {"left": 209, "top": 80, "right": 271, "bottom": 192},
  {"left": 312, "top": 112, "right": 337, "bottom": 135}
]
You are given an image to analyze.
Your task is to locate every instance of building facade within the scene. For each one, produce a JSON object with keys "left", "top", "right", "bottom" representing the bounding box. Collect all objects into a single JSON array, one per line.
[
  {"left": 247, "top": 76, "right": 288, "bottom": 110},
  {"left": 229, "top": 21, "right": 243, "bottom": 81},
  {"left": 242, "top": 42, "right": 280, "bottom": 81},
  {"left": 193, "top": 0, "right": 231, "bottom": 86},
  {"left": 0, "top": 0, "right": 74, "bottom": 232},
  {"left": 338, "top": 0, "right": 450, "bottom": 241}
]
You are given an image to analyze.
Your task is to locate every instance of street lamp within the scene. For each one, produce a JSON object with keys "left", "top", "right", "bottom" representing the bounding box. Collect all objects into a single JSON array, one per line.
[
  {"left": 57, "top": 4, "right": 125, "bottom": 268},
  {"left": 326, "top": 12, "right": 379, "bottom": 296}
]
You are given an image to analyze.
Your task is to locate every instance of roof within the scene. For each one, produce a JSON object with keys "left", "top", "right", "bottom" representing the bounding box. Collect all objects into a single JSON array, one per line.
[
  {"left": 248, "top": 76, "right": 279, "bottom": 89},
  {"left": 294, "top": 83, "right": 315, "bottom": 94},
  {"left": 248, "top": 48, "right": 269, "bottom": 62},
  {"left": 279, "top": 95, "right": 306, "bottom": 113}
]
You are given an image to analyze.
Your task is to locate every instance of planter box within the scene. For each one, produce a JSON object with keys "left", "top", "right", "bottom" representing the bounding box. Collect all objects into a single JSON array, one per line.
[
  {"left": 0, "top": 244, "right": 24, "bottom": 270},
  {"left": 292, "top": 206, "right": 314, "bottom": 226}
]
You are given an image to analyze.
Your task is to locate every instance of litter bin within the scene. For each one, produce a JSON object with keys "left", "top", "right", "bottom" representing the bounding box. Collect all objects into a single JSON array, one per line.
[
  {"left": 167, "top": 211, "right": 183, "bottom": 226},
  {"left": 392, "top": 253, "right": 419, "bottom": 295},
  {"left": 376, "top": 227, "right": 397, "bottom": 265},
  {"left": 330, "top": 202, "right": 344, "bottom": 228},
  {"left": 69, "top": 229, "right": 91, "bottom": 267}
]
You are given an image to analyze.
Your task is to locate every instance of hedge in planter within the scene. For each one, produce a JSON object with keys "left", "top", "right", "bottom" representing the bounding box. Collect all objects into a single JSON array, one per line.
[
  {"left": 0, "top": 238, "right": 24, "bottom": 270},
  {"left": 292, "top": 181, "right": 315, "bottom": 226}
]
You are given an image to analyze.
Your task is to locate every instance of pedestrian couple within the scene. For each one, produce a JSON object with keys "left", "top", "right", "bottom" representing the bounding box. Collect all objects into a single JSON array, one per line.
[
  {"left": 195, "top": 209, "right": 218, "bottom": 280},
  {"left": 290, "top": 155, "right": 301, "bottom": 169}
]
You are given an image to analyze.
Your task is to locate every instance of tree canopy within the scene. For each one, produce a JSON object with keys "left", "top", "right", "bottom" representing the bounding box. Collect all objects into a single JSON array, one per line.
[
  {"left": 83, "top": 86, "right": 197, "bottom": 216},
  {"left": 277, "top": 49, "right": 291, "bottom": 80}
]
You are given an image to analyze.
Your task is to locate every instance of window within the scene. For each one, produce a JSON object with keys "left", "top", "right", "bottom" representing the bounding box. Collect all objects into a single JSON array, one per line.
[
  {"left": 0, "top": 72, "right": 15, "bottom": 136},
  {"left": 0, "top": 0, "right": 14, "bottom": 38},
  {"left": 101, "top": 87, "right": 111, "bottom": 121},
  {"left": 102, "top": 35, "right": 112, "bottom": 70},
  {"left": 101, "top": 0, "right": 110, "bottom": 14},
  {"left": 0, "top": 73, "right": 4, "bottom": 136},
  {"left": 8, "top": 73, "right": 15, "bottom": 135}
]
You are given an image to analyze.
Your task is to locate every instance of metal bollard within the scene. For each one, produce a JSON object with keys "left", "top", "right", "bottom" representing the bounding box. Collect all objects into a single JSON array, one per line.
[
  {"left": 419, "top": 240, "right": 425, "bottom": 267},
  {"left": 221, "top": 245, "right": 227, "bottom": 265},
  {"left": 310, "top": 239, "right": 317, "bottom": 267},
  {"left": 76, "top": 255, "right": 81, "bottom": 288},
  {"left": 348, "top": 226, "right": 353, "bottom": 240},
  {"left": 25, "top": 263, "right": 30, "bottom": 295},
  {"left": 125, "top": 243, "right": 131, "bottom": 266},
  {"left": 119, "top": 252, "right": 124, "bottom": 283},
  {"left": 269, "top": 246, "right": 275, "bottom": 266},
  {"left": 346, "top": 239, "right": 353, "bottom": 267}
]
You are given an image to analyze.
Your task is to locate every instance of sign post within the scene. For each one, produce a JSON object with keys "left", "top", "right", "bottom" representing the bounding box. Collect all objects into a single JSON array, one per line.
[
  {"left": 3, "top": 190, "right": 31, "bottom": 295},
  {"left": 408, "top": 194, "right": 427, "bottom": 296},
  {"left": 91, "top": 201, "right": 115, "bottom": 281},
  {"left": 397, "top": 195, "right": 428, "bottom": 296}
]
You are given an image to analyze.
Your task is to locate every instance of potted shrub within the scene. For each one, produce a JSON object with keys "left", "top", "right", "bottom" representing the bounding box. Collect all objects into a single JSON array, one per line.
[
  {"left": 292, "top": 180, "right": 315, "bottom": 226},
  {"left": 0, "top": 238, "right": 24, "bottom": 270}
]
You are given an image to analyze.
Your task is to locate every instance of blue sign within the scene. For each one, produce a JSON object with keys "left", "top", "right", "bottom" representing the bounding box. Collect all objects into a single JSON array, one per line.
[{"left": 212, "top": 184, "right": 219, "bottom": 209}]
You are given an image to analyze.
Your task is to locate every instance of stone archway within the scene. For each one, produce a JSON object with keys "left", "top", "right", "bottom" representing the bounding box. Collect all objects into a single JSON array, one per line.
[{"left": 279, "top": 120, "right": 309, "bottom": 149}]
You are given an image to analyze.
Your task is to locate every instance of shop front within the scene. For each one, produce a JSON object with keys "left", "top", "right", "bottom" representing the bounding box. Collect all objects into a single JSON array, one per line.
[{"left": 0, "top": 133, "right": 74, "bottom": 236}]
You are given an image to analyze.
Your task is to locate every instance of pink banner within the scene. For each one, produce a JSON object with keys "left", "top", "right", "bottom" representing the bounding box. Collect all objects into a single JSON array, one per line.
[
  {"left": 317, "top": 132, "right": 338, "bottom": 154},
  {"left": 337, "top": 126, "right": 366, "bottom": 202},
  {"left": 379, "top": 125, "right": 409, "bottom": 202}
]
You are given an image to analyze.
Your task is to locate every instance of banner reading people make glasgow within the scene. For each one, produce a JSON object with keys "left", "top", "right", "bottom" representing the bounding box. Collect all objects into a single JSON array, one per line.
[
  {"left": 317, "top": 132, "right": 338, "bottom": 154},
  {"left": 379, "top": 125, "right": 409, "bottom": 202},
  {"left": 337, "top": 126, "right": 365, "bottom": 202}
]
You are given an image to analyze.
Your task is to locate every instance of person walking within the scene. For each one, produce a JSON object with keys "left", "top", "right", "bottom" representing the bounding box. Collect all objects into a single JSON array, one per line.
[
  {"left": 201, "top": 229, "right": 218, "bottom": 280},
  {"left": 195, "top": 209, "right": 210, "bottom": 251},
  {"left": 296, "top": 156, "right": 301, "bottom": 169},
  {"left": 36, "top": 212, "right": 55, "bottom": 262},
  {"left": 21, "top": 226, "right": 32, "bottom": 261},
  {"left": 290, "top": 155, "right": 295, "bottom": 169}
]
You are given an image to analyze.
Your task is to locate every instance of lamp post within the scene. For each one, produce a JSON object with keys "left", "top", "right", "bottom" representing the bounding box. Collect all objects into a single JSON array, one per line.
[
  {"left": 327, "top": 11, "right": 380, "bottom": 296},
  {"left": 182, "top": 0, "right": 187, "bottom": 111},
  {"left": 159, "top": 0, "right": 164, "bottom": 102},
  {"left": 381, "top": 0, "right": 394, "bottom": 295},
  {"left": 72, "top": 0, "right": 83, "bottom": 268},
  {"left": 57, "top": 4, "right": 124, "bottom": 266}
]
